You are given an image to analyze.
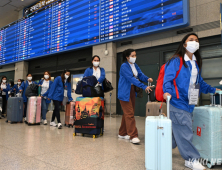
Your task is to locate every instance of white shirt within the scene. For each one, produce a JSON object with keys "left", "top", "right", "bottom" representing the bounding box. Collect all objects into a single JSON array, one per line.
[
  {"left": 93, "top": 67, "right": 101, "bottom": 87},
  {"left": 1, "top": 83, "right": 6, "bottom": 95},
  {"left": 184, "top": 54, "right": 198, "bottom": 85},
  {"left": 28, "top": 81, "right": 32, "bottom": 85},
  {"left": 41, "top": 80, "right": 49, "bottom": 95},
  {"left": 129, "top": 63, "right": 138, "bottom": 78}
]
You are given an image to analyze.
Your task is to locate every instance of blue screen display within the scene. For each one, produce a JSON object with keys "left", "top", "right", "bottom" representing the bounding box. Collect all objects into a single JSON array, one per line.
[{"left": 0, "top": 0, "right": 189, "bottom": 65}]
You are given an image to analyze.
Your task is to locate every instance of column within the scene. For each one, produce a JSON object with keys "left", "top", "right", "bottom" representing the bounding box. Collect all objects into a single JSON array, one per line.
[
  {"left": 14, "top": 61, "right": 28, "bottom": 81},
  {"left": 93, "top": 42, "right": 117, "bottom": 114}
]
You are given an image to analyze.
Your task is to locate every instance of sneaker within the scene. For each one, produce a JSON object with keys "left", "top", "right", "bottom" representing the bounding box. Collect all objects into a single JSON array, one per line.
[
  {"left": 24, "top": 117, "right": 27, "bottom": 122},
  {"left": 58, "top": 123, "right": 62, "bottom": 129},
  {"left": 43, "top": 120, "right": 47, "bottom": 125},
  {"left": 118, "top": 134, "right": 130, "bottom": 140},
  {"left": 185, "top": 160, "right": 206, "bottom": 170},
  {"left": 130, "top": 137, "right": 140, "bottom": 144},
  {"left": 50, "top": 121, "right": 57, "bottom": 127}
]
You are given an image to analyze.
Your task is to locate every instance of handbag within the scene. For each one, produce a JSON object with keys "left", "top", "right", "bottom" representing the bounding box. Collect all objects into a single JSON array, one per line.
[
  {"left": 94, "top": 86, "right": 104, "bottom": 97},
  {"left": 103, "top": 78, "right": 113, "bottom": 93}
]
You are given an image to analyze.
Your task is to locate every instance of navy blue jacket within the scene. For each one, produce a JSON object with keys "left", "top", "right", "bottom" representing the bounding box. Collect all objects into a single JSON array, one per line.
[
  {"left": 19, "top": 81, "right": 38, "bottom": 102},
  {"left": 39, "top": 79, "right": 53, "bottom": 104},
  {"left": 48, "top": 76, "right": 73, "bottom": 102},
  {"left": 163, "top": 57, "right": 216, "bottom": 113},
  {"left": 118, "top": 62, "right": 149, "bottom": 102}
]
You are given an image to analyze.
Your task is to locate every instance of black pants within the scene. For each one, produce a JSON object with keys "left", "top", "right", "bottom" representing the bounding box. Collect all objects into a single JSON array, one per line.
[
  {"left": 2, "top": 95, "right": 7, "bottom": 115},
  {"left": 51, "top": 100, "right": 61, "bottom": 123},
  {"left": 24, "top": 102, "right": 27, "bottom": 118}
]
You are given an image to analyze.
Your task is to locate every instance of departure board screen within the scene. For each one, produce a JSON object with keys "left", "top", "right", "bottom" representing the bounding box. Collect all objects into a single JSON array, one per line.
[{"left": 0, "top": 0, "right": 189, "bottom": 65}]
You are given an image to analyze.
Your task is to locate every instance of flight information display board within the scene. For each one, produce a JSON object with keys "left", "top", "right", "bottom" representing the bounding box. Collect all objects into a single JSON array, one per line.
[{"left": 0, "top": 0, "right": 189, "bottom": 65}]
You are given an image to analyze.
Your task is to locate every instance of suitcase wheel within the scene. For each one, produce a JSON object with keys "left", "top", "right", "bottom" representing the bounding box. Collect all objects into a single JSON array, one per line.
[
  {"left": 207, "top": 162, "right": 214, "bottom": 169},
  {"left": 68, "top": 125, "right": 70, "bottom": 128},
  {"left": 100, "top": 133, "right": 103, "bottom": 136},
  {"left": 93, "top": 135, "right": 97, "bottom": 138},
  {"left": 73, "top": 133, "right": 76, "bottom": 136}
]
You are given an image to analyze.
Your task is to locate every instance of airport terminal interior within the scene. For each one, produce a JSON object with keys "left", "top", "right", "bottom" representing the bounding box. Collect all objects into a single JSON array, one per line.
[{"left": 1, "top": 0, "right": 222, "bottom": 170}]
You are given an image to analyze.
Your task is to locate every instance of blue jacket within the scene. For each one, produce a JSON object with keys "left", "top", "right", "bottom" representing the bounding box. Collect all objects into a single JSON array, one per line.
[
  {"left": 48, "top": 76, "right": 73, "bottom": 102},
  {"left": 1, "top": 83, "right": 10, "bottom": 100},
  {"left": 118, "top": 62, "right": 149, "bottom": 102},
  {"left": 83, "top": 67, "right": 106, "bottom": 88},
  {"left": 19, "top": 80, "right": 37, "bottom": 102},
  {"left": 39, "top": 79, "right": 53, "bottom": 104},
  {"left": 14, "top": 84, "right": 21, "bottom": 94},
  {"left": 163, "top": 57, "right": 216, "bottom": 113}
]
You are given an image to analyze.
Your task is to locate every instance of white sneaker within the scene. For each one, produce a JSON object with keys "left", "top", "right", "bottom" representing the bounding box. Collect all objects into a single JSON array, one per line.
[
  {"left": 58, "top": 123, "right": 62, "bottom": 129},
  {"left": 185, "top": 160, "right": 206, "bottom": 170},
  {"left": 130, "top": 137, "right": 140, "bottom": 144},
  {"left": 118, "top": 134, "right": 130, "bottom": 140},
  {"left": 50, "top": 121, "right": 57, "bottom": 127},
  {"left": 24, "top": 117, "right": 27, "bottom": 121},
  {"left": 43, "top": 120, "right": 47, "bottom": 125}
]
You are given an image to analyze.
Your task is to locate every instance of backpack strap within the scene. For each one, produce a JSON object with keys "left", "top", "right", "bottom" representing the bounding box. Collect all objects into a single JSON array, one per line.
[{"left": 173, "top": 57, "right": 183, "bottom": 99}]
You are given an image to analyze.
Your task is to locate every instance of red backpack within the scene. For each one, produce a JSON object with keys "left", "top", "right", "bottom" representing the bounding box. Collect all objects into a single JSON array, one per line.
[{"left": 155, "top": 57, "right": 183, "bottom": 102}]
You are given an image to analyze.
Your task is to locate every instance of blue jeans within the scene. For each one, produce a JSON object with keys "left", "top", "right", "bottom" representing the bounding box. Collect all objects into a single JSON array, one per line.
[
  {"left": 41, "top": 98, "right": 49, "bottom": 120},
  {"left": 170, "top": 104, "right": 200, "bottom": 161}
]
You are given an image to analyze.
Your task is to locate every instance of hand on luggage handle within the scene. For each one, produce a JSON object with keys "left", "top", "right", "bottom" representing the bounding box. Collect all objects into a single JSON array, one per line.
[{"left": 167, "top": 96, "right": 171, "bottom": 119}]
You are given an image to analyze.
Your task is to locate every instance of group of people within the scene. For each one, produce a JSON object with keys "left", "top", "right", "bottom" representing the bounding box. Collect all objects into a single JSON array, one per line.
[{"left": 0, "top": 33, "right": 221, "bottom": 170}]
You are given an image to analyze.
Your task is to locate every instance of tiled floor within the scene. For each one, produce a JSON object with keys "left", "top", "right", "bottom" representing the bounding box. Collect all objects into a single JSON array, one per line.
[{"left": 0, "top": 112, "right": 222, "bottom": 170}]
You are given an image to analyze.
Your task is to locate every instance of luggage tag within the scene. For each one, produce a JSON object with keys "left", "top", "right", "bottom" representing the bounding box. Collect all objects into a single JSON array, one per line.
[
  {"left": 64, "top": 90, "right": 68, "bottom": 97},
  {"left": 189, "top": 73, "right": 200, "bottom": 105}
]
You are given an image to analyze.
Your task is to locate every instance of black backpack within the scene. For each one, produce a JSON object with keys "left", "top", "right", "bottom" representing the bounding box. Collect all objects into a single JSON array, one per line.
[{"left": 25, "top": 84, "right": 38, "bottom": 97}]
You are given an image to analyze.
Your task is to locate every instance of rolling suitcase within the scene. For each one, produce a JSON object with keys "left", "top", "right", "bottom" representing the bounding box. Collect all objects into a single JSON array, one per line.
[
  {"left": 74, "top": 97, "right": 104, "bottom": 138},
  {"left": 26, "top": 96, "right": 41, "bottom": 125},
  {"left": 65, "top": 101, "right": 75, "bottom": 128},
  {"left": 6, "top": 97, "right": 23, "bottom": 123},
  {"left": 145, "top": 96, "right": 172, "bottom": 170},
  {"left": 146, "top": 83, "right": 167, "bottom": 117},
  {"left": 192, "top": 91, "right": 222, "bottom": 169}
]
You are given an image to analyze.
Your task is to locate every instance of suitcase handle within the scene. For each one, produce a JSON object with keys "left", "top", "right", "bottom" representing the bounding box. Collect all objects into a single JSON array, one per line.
[
  {"left": 167, "top": 96, "right": 171, "bottom": 119},
  {"left": 210, "top": 91, "right": 222, "bottom": 107}
]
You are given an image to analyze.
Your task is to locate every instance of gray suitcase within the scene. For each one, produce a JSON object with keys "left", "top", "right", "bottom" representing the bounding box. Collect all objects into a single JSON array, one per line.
[{"left": 7, "top": 97, "right": 23, "bottom": 123}]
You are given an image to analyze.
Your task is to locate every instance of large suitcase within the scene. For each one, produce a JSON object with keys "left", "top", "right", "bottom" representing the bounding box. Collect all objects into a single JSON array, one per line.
[
  {"left": 74, "top": 97, "right": 104, "bottom": 138},
  {"left": 65, "top": 101, "right": 75, "bottom": 128},
  {"left": 146, "top": 83, "right": 167, "bottom": 117},
  {"left": 145, "top": 96, "right": 172, "bottom": 170},
  {"left": 7, "top": 97, "right": 23, "bottom": 123},
  {"left": 192, "top": 91, "right": 222, "bottom": 169},
  {"left": 26, "top": 96, "right": 41, "bottom": 125}
]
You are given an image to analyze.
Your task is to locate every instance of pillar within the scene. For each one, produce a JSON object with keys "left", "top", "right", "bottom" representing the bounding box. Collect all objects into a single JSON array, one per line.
[{"left": 14, "top": 61, "right": 28, "bottom": 82}]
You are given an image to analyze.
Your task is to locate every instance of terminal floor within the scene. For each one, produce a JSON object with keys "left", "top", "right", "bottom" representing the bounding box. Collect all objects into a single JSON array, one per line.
[{"left": 0, "top": 113, "right": 221, "bottom": 170}]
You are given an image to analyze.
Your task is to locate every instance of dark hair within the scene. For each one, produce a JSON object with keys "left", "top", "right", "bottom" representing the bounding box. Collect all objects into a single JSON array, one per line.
[
  {"left": 122, "top": 49, "right": 136, "bottom": 62},
  {"left": 17, "top": 79, "right": 22, "bottom": 85},
  {"left": 10, "top": 81, "right": 14, "bottom": 87},
  {"left": 61, "top": 69, "right": 71, "bottom": 83},
  {"left": 1, "top": 76, "right": 7, "bottom": 83},
  {"left": 26, "top": 73, "right": 32, "bottom": 77},
  {"left": 44, "top": 71, "right": 51, "bottom": 80},
  {"left": 167, "top": 33, "right": 202, "bottom": 72},
  {"left": 91, "top": 55, "right": 100, "bottom": 67}
]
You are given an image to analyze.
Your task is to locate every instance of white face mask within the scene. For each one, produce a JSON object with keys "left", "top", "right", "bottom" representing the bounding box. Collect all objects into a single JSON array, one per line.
[
  {"left": 18, "top": 82, "right": 21, "bottom": 85},
  {"left": 2, "top": 80, "right": 6, "bottom": 83},
  {"left": 129, "top": 57, "right": 136, "bottom": 64},
  {"left": 65, "top": 74, "right": 69, "bottom": 79},
  {"left": 44, "top": 75, "right": 49, "bottom": 79},
  {"left": 185, "top": 41, "right": 199, "bottom": 54},
  {"left": 93, "top": 61, "right": 100, "bottom": 67},
  {"left": 27, "top": 77, "right": 32, "bottom": 81}
]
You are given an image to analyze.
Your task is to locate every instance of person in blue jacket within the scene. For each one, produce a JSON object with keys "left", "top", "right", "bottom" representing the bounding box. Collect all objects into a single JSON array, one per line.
[
  {"left": 48, "top": 69, "right": 73, "bottom": 129},
  {"left": 0, "top": 76, "right": 10, "bottom": 119},
  {"left": 39, "top": 71, "right": 53, "bottom": 125},
  {"left": 163, "top": 33, "right": 221, "bottom": 170},
  {"left": 83, "top": 55, "right": 105, "bottom": 97},
  {"left": 14, "top": 79, "right": 22, "bottom": 94},
  {"left": 19, "top": 73, "right": 37, "bottom": 121},
  {"left": 9, "top": 81, "right": 15, "bottom": 97},
  {"left": 118, "top": 49, "right": 153, "bottom": 144}
]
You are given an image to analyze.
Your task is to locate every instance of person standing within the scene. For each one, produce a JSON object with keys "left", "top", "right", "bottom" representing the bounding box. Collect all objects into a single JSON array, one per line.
[
  {"left": 48, "top": 69, "right": 73, "bottom": 129},
  {"left": 0, "top": 76, "right": 10, "bottom": 119},
  {"left": 19, "top": 74, "right": 37, "bottom": 121},
  {"left": 39, "top": 71, "right": 53, "bottom": 125},
  {"left": 163, "top": 33, "right": 221, "bottom": 170},
  {"left": 118, "top": 49, "right": 153, "bottom": 144},
  {"left": 14, "top": 79, "right": 22, "bottom": 95}
]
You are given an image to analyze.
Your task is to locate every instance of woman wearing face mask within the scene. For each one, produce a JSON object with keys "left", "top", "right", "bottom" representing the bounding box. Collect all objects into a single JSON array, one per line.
[
  {"left": 48, "top": 69, "right": 73, "bottom": 129},
  {"left": 163, "top": 33, "right": 221, "bottom": 170},
  {"left": 14, "top": 79, "right": 22, "bottom": 94},
  {"left": 0, "top": 76, "right": 10, "bottom": 119},
  {"left": 83, "top": 55, "right": 105, "bottom": 97},
  {"left": 118, "top": 49, "right": 153, "bottom": 144},
  {"left": 19, "top": 73, "right": 37, "bottom": 121},
  {"left": 38, "top": 71, "right": 53, "bottom": 125}
]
